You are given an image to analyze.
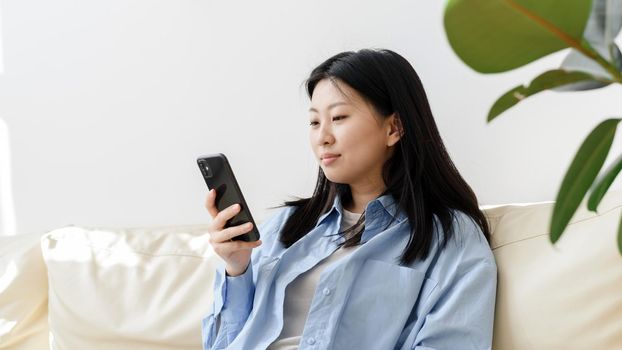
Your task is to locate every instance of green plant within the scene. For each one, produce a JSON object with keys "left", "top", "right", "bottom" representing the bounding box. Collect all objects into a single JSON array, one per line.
[{"left": 443, "top": 0, "right": 622, "bottom": 253}]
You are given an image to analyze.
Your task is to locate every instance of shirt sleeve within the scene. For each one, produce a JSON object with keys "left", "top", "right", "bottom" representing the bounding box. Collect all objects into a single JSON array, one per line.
[
  {"left": 201, "top": 260, "right": 256, "bottom": 350},
  {"left": 200, "top": 206, "right": 290, "bottom": 350},
  {"left": 410, "top": 257, "right": 498, "bottom": 350}
]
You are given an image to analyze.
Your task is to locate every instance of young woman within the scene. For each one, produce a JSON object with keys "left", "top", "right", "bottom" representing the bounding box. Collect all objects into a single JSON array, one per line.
[{"left": 201, "top": 48, "right": 497, "bottom": 350}]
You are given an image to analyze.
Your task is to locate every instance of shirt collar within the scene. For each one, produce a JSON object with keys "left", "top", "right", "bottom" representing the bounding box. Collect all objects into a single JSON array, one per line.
[{"left": 315, "top": 191, "right": 407, "bottom": 228}]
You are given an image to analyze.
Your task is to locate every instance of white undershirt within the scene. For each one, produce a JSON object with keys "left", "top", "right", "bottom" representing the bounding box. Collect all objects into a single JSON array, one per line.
[{"left": 267, "top": 208, "right": 363, "bottom": 350}]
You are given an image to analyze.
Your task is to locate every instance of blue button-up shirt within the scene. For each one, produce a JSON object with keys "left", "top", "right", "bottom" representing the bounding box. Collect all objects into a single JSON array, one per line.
[{"left": 201, "top": 192, "right": 497, "bottom": 349}]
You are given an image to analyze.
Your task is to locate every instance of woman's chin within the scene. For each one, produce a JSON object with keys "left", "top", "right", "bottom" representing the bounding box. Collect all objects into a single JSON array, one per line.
[{"left": 322, "top": 172, "right": 348, "bottom": 185}]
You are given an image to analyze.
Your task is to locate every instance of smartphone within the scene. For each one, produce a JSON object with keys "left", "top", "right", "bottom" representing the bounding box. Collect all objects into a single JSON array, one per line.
[{"left": 197, "top": 153, "right": 260, "bottom": 242}]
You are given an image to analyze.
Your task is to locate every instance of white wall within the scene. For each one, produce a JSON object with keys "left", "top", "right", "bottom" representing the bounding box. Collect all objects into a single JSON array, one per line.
[{"left": 1, "top": 0, "right": 621, "bottom": 235}]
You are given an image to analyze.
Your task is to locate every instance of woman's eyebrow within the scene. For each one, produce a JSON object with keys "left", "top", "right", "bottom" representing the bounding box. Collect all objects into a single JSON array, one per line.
[{"left": 308, "top": 102, "right": 348, "bottom": 113}]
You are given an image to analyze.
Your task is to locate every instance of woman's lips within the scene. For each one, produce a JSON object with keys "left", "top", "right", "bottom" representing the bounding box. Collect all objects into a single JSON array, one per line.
[{"left": 321, "top": 155, "right": 340, "bottom": 165}]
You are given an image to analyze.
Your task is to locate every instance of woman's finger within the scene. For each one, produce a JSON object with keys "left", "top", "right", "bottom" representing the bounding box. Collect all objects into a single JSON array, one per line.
[
  {"left": 212, "top": 239, "right": 262, "bottom": 255},
  {"left": 204, "top": 189, "right": 219, "bottom": 218},
  {"left": 210, "top": 221, "right": 254, "bottom": 243},
  {"left": 230, "top": 239, "right": 262, "bottom": 251},
  {"left": 212, "top": 202, "right": 242, "bottom": 230}
]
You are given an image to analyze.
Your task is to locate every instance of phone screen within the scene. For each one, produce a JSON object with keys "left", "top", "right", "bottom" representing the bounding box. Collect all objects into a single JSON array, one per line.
[{"left": 197, "top": 153, "right": 260, "bottom": 241}]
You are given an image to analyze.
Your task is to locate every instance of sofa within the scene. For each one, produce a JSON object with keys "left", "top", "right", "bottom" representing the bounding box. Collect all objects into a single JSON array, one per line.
[{"left": 1, "top": 190, "right": 622, "bottom": 350}]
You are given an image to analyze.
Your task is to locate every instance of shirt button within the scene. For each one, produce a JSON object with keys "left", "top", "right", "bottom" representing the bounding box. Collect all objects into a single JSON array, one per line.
[
  {"left": 323, "top": 288, "right": 331, "bottom": 296},
  {"left": 306, "top": 337, "right": 316, "bottom": 345}
]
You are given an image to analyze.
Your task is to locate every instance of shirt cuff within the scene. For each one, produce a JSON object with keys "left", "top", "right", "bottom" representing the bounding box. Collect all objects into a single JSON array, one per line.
[
  {"left": 212, "top": 262, "right": 227, "bottom": 316},
  {"left": 220, "top": 262, "right": 255, "bottom": 325}
]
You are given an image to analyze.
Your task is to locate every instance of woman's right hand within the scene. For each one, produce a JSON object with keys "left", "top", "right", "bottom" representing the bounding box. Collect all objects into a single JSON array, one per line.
[{"left": 205, "top": 189, "right": 262, "bottom": 277}]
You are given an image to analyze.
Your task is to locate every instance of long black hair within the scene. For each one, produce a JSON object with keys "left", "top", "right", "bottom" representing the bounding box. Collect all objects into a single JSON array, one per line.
[{"left": 271, "top": 48, "right": 491, "bottom": 265}]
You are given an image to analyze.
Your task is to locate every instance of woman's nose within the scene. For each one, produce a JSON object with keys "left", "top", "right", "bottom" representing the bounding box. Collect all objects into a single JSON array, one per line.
[{"left": 317, "top": 123, "right": 335, "bottom": 145}]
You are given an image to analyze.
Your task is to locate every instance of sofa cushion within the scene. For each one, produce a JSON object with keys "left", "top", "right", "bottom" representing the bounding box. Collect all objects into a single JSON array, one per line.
[
  {"left": 40, "top": 223, "right": 221, "bottom": 350},
  {"left": 484, "top": 189, "right": 622, "bottom": 349},
  {"left": 33, "top": 187, "right": 622, "bottom": 349},
  {"left": 0, "top": 232, "right": 49, "bottom": 350}
]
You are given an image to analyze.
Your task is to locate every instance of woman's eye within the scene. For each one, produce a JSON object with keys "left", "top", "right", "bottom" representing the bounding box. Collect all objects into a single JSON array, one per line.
[{"left": 309, "top": 116, "right": 346, "bottom": 127}]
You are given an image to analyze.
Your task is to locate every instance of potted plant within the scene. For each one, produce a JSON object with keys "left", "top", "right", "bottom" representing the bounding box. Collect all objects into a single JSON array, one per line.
[{"left": 443, "top": 0, "right": 622, "bottom": 253}]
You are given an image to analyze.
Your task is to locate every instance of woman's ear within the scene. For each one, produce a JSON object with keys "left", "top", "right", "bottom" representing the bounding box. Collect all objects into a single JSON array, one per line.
[{"left": 387, "top": 113, "right": 404, "bottom": 147}]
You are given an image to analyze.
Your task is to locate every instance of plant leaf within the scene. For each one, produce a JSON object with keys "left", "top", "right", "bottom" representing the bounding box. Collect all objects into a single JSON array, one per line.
[
  {"left": 550, "top": 118, "right": 622, "bottom": 243},
  {"left": 618, "top": 214, "right": 622, "bottom": 254},
  {"left": 555, "top": 45, "right": 621, "bottom": 90},
  {"left": 587, "top": 152, "right": 622, "bottom": 212},
  {"left": 488, "top": 70, "right": 609, "bottom": 121},
  {"left": 444, "top": 0, "right": 593, "bottom": 73},
  {"left": 555, "top": 0, "right": 622, "bottom": 90},
  {"left": 586, "top": 0, "right": 622, "bottom": 47}
]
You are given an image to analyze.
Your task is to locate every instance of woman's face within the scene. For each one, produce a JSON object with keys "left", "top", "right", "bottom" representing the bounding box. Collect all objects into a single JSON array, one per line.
[{"left": 308, "top": 78, "right": 401, "bottom": 189}]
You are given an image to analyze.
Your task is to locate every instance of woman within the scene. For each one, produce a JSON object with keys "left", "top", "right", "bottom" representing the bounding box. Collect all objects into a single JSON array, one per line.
[{"left": 201, "top": 48, "right": 497, "bottom": 350}]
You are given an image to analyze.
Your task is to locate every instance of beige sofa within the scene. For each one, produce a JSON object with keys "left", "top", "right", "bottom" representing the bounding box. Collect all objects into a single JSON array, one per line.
[{"left": 1, "top": 190, "right": 622, "bottom": 349}]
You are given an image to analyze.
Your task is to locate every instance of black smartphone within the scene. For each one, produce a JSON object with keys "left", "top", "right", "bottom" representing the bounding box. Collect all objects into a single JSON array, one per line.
[{"left": 197, "top": 153, "right": 260, "bottom": 242}]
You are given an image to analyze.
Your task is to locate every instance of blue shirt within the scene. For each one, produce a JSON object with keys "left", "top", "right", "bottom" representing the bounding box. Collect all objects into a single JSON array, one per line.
[{"left": 201, "top": 192, "right": 497, "bottom": 349}]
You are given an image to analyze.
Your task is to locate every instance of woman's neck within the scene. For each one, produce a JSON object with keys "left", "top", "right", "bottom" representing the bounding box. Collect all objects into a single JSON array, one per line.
[{"left": 344, "top": 186, "right": 387, "bottom": 214}]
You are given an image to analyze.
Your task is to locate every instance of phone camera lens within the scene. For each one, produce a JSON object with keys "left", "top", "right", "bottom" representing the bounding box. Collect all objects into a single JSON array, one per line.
[{"left": 204, "top": 164, "right": 213, "bottom": 178}]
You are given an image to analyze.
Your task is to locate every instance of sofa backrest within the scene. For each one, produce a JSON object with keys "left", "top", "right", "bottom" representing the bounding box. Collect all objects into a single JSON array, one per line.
[
  {"left": 484, "top": 189, "right": 622, "bottom": 349},
  {"left": 2, "top": 190, "right": 622, "bottom": 349}
]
